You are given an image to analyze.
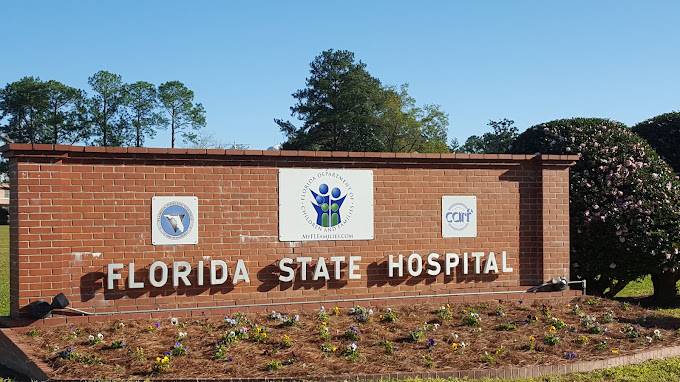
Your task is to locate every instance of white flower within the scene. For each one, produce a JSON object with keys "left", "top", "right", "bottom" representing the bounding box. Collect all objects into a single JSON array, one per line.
[
  {"left": 646, "top": 336, "right": 653, "bottom": 344},
  {"left": 348, "top": 342, "right": 358, "bottom": 352},
  {"left": 319, "top": 306, "right": 325, "bottom": 312},
  {"left": 88, "top": 334, "right": 95, "bottom": 342},
  {"left": 460, "top": 341, "right": 467, "bottom": 348},
  {"left": 116, "top": 322, "right": 125, "bottom": 329},
  {"left": 368, "top": 309, "right": 374, "bottom": 315},
  {"left": 293, "top": 314, "right": 300, "bottom": 322},
  {"left": 224, "top": 318, "right": 237, "bottom": 326},
  {"left": 170, "top": 317, "right": 179, "bottom": 326},
  {"left": 97, "top": 333, "right": 104, "bottom": 340},
  {"left": 178, "top": 331, "right": 187, "bottom": 339}
]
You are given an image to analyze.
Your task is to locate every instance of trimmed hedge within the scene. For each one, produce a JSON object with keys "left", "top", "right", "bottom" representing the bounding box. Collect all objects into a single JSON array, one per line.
[
  {"left": 512, "top": 118, "right": 680, "bottom": 298},
  {"left": 633, "top": 112, "right": 680, "bottom": 174}
]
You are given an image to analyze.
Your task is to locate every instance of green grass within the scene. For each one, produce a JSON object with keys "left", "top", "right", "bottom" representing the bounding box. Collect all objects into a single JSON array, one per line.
[
  {"left": 616, "top": 276, "right": 656, "bottom": 298},
  {"left": 399, "top": 357, "right": 680, "bottom": 381},
  {"left": 616, "top": 276, "right": 680, "bottom": 318},
  {"left": 0, "top": 225, "right": 8, "bottom": 316}
]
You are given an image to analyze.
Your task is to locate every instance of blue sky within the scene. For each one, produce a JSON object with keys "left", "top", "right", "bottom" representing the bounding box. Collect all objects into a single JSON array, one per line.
[{"left": 2, "top": 1, "right": 679, "bottom": 149}]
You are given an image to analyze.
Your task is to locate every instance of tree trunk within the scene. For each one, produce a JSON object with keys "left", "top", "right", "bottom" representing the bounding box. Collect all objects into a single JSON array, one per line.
[{"left": 651, "top": 272, "right": 679, "bottom": 306}]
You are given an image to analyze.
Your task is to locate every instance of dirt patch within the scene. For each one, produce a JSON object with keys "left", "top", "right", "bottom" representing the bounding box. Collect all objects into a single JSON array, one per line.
[{"left": 12, "top": 297, "right": 680, "bottom": 379}]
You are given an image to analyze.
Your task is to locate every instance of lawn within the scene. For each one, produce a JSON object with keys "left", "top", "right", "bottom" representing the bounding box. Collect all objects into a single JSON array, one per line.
[
  {"left": 0, "top": 225, "right": 8, "bottom": 316},
  {"left": 400, "top": 357, "right": 680, "bottom": 381},
  {"left": 616, "top": 276, "right": 680, "bottom": 318}
]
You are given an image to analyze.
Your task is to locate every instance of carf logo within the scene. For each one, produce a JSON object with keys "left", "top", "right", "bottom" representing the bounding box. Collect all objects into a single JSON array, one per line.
[
  {"left": 442, "top": 196, "right": 477, "bottom": 238},
  {"left": 152, "top": 196, "right": 199, "bottom": 245},
  {"left": 279, "top": 169, "right": 374, "bottom": 241}
]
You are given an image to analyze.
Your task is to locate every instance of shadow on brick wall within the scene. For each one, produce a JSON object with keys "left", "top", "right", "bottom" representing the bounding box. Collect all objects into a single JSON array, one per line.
[{"left": 499, "top": 163, "right": 543, "bottom": 286}]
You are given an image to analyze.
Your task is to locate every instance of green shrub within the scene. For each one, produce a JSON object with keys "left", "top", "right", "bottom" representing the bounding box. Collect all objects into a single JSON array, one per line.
[
  {"left": 512, "top": 118, "right": 680, "bottom": 299},
  {"left": 633, "top": 112, "right": 680, "bottom": 174}
]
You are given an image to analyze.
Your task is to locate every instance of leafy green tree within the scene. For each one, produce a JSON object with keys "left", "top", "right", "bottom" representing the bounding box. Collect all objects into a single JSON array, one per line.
[
  {"left": 86, "top": 70, "right": 131, "bottom": 146},
  {"left": 0, "top": 77, "right": 50, "bottom": 144},
  {"left": 158, "top": 81, "right": 206, "bottom": 148},
  {"left": 276, "top": 49, "right": 449, "bottom": 152},
  {"left": 378, "top": 85, "right": 449, "bottom": 153},
  {"left": 276, "top": 49, "right": 385, "bottom": 151},
  {"left": 459, "top": 119, "right": 518, "bottom": 153},
  {"left": 633, "top": 112, "right": 680, "bottom": 174},
  {"left": 127, "top": 81, "right": 163, "bottom": 147},
  {"left": 512, "top": 118, "right": 680, "bottom": 303},
  {"left": 43, "top": 80, "right": 86, "bottom": 144}
]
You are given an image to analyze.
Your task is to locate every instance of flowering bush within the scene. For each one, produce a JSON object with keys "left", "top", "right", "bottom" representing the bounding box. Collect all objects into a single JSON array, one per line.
[
  {"left": 170, "top": 341, "right": 187, "bottom": 356},
  {"left": 281, "top": 334, "right": 293, "bottom": 348},
  {"left": 543, "top": 333, "right": 561, "bottom": 346},
  {"left": 380, "top": 339, "right": 395, "bottom": 354},
  {"left": 265, "top": 360, "right": 282, "bottom": 371},
  {"left": 250, "top": 325, "right": 269, "bottom": 343},
  {"left": 575, "top": 335, "right": 590, "bottom": 346},
  {"left": 109, "top": 339, "right": 126, "bottom": 349},
  {"left": 317, "top": 306, "right": 330, "bottom": 323},
  {"left": 549, "top": 317, "right": 567, "bottom": 330},
  {"left": 87, "top": 333, "right": 104, "bottom": 345},
  {"left": 601, "top": 311, "right": 615, "bottom": 324},
  {"left": 633, "top": 112, "right": 680, "bottom": 174},
  {"left": 153, "top": 355, "right": 171, "bottom": 373},
  {"left": 213, "top": 343, "right": 230, "bottom": 361},
  {"left": 319, "top": 322, "right": 331, "bottom": 341},
  {"left": 622, "top": 325, "right": 641, "bottom": 339},
  {"left": 409, "top": 325, "right": 427, "bottom": 342},
  {"left": 480, "top": 346, "right": 506, "bottom": 365},
  {"left": 320, "top": 342, "right": 338, "bottom": 354},
  {"left": 461, "top": 310, "right": 481, "bottom": 327},
  {"left": 380, "top": 308, "right": 398, "bottom": 323},
  {"left": 349, "top": 305, "right": 373, "bottom": 323},
  {"left": 344, "top": 326, "right": 361, "bottom": 341},
  {"left": 512, "top": 118, "right": 680, "bottom": 300},
  {"left": 495, "top": 322, "right": 517, "bottom": 331},
  {"left": 436, "top": 304, "right": 454, "bottom": 321},
  {"left": 343, "top": 342, "right": 360, "bottom": 361}
]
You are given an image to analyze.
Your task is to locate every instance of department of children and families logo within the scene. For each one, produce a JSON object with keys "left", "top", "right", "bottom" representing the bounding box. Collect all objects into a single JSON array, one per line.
[
  {"left": 152, "top": 196, "right": 199, "bottom": 245},
  {"left": 299, "top": 170, "right": 355, "bottom": 232},
  {"left": 442, "top": 195, "right": 477, "bottom": 238},
  {"left": 278, "top": 169, "right": 374, "bottom": 241},
  {"left": 310, "top": 183, "right": 347, "bottom": 228}
]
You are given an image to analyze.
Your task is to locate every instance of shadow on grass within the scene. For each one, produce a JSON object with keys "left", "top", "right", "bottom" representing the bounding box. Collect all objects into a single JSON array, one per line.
[{"left": 614, "top": 295, "right": 680, "bottom": 330}]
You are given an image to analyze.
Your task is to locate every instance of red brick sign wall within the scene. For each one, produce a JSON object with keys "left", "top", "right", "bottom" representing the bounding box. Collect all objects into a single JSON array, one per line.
[{"left": 4, "top": 144, "right": 577, "bottom": 318}]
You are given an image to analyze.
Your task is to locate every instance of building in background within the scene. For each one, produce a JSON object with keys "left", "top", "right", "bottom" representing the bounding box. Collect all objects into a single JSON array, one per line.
[{"left": 0, "top": 183, "right": 8, "bottom": 224}]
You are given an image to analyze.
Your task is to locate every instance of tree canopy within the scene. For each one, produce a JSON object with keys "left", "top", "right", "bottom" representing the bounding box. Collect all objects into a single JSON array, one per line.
[
  {"left": 0, "top": 72, "right": 206, "bottom": 150},
  {"left": 276, "top": 49, "right": 449, "bottom": 153},
  {"left": 633, "top": 112, "right": 680, "bottom": 174},
  {"left": 158, "top": 81, "right": 206, "bottom": 148},
  {"left": 453, "top": 119, "right": 518, "bottom": 153}
]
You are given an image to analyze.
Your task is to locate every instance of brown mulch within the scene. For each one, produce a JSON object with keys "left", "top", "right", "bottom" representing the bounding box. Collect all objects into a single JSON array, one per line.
[{"left": 13, "top": 297, "right": 680, "bottom": 379}]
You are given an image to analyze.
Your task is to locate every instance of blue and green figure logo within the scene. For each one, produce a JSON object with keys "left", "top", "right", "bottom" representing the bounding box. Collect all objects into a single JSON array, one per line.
[{"left": 311, "top": 183, "right": 346, "bottom": 227}]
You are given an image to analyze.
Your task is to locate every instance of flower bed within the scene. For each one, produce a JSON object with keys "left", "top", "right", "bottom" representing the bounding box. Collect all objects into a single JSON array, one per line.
[{"left": 12, "top": 297, "right": 680, "bottom": 379}]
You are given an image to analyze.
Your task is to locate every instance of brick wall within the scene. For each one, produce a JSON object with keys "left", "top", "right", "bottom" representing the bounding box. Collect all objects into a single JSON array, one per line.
[{"left": 3, "top": 144, "right": 577, "bottom": 318}]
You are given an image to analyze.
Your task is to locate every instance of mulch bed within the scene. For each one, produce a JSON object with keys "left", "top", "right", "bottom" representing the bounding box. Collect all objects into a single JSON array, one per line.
[{"left": 12, "top": 296, "right": 680, "bottom": 379}]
